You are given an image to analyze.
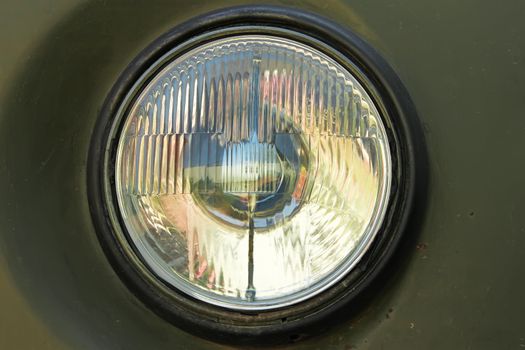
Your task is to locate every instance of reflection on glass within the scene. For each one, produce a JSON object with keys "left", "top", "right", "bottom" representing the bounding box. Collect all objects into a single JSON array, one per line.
[{"left": 115, "top": 35, "right": 391, "bottom": 309}]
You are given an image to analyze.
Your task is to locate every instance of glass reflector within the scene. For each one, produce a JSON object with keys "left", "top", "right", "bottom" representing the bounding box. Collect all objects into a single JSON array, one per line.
[{"left": 114, "top": 35, "right": 392, "bottom": 310}]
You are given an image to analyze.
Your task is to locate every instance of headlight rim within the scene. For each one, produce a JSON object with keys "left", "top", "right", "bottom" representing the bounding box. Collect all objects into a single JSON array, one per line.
[{"left": 88, "top": 5, "right": 418, "bottom": 343}]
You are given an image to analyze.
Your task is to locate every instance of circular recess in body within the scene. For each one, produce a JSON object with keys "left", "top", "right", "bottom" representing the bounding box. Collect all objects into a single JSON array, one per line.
[{"left": 114, "top": 35, "right": 392, "bottom": 310}]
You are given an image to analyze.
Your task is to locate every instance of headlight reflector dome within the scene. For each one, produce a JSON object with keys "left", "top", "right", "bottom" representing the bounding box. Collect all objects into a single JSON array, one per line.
[{"left": 114, "top": 35, "right": 392, "bottom": 310}]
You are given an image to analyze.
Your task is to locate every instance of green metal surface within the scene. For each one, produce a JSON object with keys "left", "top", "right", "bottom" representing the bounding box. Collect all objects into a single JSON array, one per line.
[{"left": 0, "top": 0, "right": 524, "bottom": 349}]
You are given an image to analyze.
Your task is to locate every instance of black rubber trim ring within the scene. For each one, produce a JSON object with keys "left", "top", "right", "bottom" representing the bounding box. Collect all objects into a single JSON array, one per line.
[{"left": 87, "top": 5, "right": 425, "bottom": 345}]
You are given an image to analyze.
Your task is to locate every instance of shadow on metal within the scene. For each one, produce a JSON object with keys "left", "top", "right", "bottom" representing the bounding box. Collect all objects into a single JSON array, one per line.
[{"left": 0, "top": 0, "right": 428, "bottom": 348}]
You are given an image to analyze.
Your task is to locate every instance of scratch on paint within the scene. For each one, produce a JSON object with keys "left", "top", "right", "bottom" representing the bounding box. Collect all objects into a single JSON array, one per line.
[{"left": 37, "top": 146, "right": 57, "bottom": 173}]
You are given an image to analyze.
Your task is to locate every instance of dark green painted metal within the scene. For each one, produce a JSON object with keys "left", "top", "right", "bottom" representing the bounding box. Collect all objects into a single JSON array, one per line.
[{"left": 0, "top": 0, "right": 524, "bottom": 349}]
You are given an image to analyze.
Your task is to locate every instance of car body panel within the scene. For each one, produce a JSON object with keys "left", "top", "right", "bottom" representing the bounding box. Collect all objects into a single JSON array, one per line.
[{"left": 1, "top": 0, "right": 524, "bottom": 349}]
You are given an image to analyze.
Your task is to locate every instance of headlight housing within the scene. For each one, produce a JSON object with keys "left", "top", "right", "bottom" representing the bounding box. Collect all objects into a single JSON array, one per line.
[{"left": 89, "top": 6, "right": 417, "bottom": 342}]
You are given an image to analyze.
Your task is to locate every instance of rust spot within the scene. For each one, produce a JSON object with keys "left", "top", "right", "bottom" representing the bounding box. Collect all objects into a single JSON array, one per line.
[{"left": 416, "top": 243, "right": 428, "bottom": 251}]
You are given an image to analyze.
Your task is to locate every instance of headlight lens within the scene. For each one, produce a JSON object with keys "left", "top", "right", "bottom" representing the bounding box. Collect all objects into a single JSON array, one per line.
[{"left": 114, "top": 35, "right": 391, "bottom": 310}]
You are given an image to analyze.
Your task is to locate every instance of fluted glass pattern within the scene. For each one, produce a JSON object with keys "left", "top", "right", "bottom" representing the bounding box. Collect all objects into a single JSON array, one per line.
[{"left": 115, "top": 35, "right": 391, "bottom": 309}]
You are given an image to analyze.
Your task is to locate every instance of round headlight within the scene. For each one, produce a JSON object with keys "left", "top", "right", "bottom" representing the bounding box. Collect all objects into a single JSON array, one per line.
[
  {"left": 114, "top": 34, "right": 391, "bottom": 310},
  {"left": 89, "top": 7, "right": 419, "bottom": 341}
]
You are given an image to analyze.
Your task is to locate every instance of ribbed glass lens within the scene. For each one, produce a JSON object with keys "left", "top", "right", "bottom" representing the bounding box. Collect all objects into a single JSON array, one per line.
[{"left": 114, "top": 35, "right": 391, "bottom": 309}]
